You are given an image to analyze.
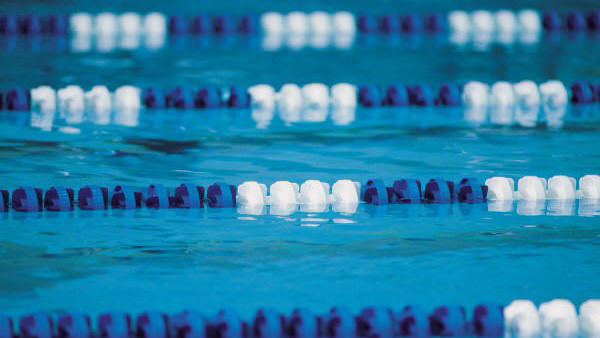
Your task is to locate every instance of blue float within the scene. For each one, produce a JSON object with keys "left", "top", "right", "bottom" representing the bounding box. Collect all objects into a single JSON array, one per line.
[
  {"left": 357, "top": 14, "right": 378, "bottom": 33},
  {"left": 78, "top": 185, "right": 109, "bottom": 210},
  {"left": 392, "top": 179, "right": 422, "bottom": 203},
  {"left": 136, "top": 312, "right": 169, "bottom": 338},
  {"left": 429, "top": 305, "right": 468, "bottom": 336},
  {"left": 592, "top": 82, "right": 600, "bottom": 102},
  {"left": 378, "top": 15, "right": 401, "bottom": 33},
  {"left": 472, "top": 304, "right": 503, "bottom": 337},
  {"left": 19, "top": 313, "right": 53, "bottom": 338},
  {"left": 0, "top": 315, "right": 13, "bottom": 338},
  {"left": 587, "top": 10, "right": 600, "bottom": 30},
  {"left": 435, "top": 83, "right": 461, "bottom": 106},
  {"left": 0, "top": 15, "right": 18, "bottom": 34},
  {"left": 324, "top": 307, "right": 355, "bottom": 338},
  {"left": 1, "top": 190, "right": 9, "bottom": 212},
  {"left": 287, "top": 308, "right": 319, "bottom": 338},
  {"left": 12, "top": 187, "right": 43, "bottom": 212},
  {"left": 142, "top": 87, "right": 167, "bottom": 109},
  {"left": 407, "top": 84, "right": 434, "bottom": 106},
  {"left": 570, "top": 81, "right": 594, "bottom": 104},
  {"left": 206, "top": 183, "right": 236, "bottom": 208},
  {"left": 97, "top": 312, "right": 132, "bottom": 338},
  {"left": 237, "top": 15, "right": 259, "bottom": 34},
  {"left": 190, "top": 15, "right": 211, "bottom": 34},
  {"left": 209, "top": 309, "right": 245, "bottom": 338},
  {"left": 457, "top": 178, "right": 488, "bottom": 203},
  {"left": 169, "top": 15, "right": 189, "bottom": 34},
  {"left": 5, "top": 87, "right": 30, "bottom": 111},
  {"left": 45, "top": 15, "right": 68, "bottom": 35},
  {"left": 401, "top": 14, "right": 424, "bottom": 32},
  {"left": 362, "top": 179, "right": 391, "bottom": 205},
  {"left": 212, "top": 15, "right": 235, "bottom": 34},
  {"left": 143, "top": 184, "right": 171, "bottom": 209},
  {"left": 383, "top": 84, "right": 409, "bottom": 107},
  {"left": 424, "top": 179, "right": 454, "bottom": 203},
  {"left": 356, "top": 307, "right": 394, "bottom": 337},
  {"left": 18, "top": 15, "right": 42, "bottom": 35},
  {"left": 397, "top": 305, "right": 429, "bottom": 337},
  {"left": 542, "top": 11, "right": 563, "bottom": 31},
  {"left": 111, "top": 186, "right": 142, "bottom": 209},
  {"left": 44, "top": 186, "right": 74, "bottom": 211},
  {"left": 425, "top": 13, "right": 447, "bottom": 32},
  {"left": 226, "top": 86, "right": 249, "bottom": 108},
  {"left": 171, "top": 311, "right": 206, "bottom": 338},
  {"left": 566, "top": 11, "right": 586, "bottom": 31},
  {"left": 358, "top": 85, "right": 382, "bottom": 107},
  {"left": 167, "top": 86, "right": 194, "bottom": 109},
  {"left": 194, "top": 87, "right": 222, "bottom": 109},
  {"left": 253, "top": 308, "right": 284, "bottom": 337},
  {"left": 174, "top": 184, "right": 204, "bottom": 208},
  {"left": 57, "top": 313, "right": 93, "bottom": 338}
]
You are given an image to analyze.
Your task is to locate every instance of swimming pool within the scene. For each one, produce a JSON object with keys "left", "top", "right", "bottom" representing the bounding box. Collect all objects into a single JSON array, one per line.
[{"left": 0, "top": 0, "right": 599, "bottom": 336}]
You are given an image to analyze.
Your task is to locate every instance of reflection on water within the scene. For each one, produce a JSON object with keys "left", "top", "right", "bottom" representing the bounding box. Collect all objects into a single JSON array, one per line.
[
  {"left": 2, "top": 200, "right": 598, "bottom": 226},
  {"left": 4, "top": 103, "right": 599, "bottom": 135}
]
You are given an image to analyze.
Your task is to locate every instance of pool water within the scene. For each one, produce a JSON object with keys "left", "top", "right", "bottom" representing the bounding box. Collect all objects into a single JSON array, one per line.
[{"left": 0, "top": 0, "right": 599, "bottom": 321}]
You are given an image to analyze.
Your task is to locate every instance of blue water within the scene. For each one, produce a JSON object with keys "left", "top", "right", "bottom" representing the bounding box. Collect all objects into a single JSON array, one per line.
[{"left": 0, "top": 0, "right": 599, "bottom": 320}]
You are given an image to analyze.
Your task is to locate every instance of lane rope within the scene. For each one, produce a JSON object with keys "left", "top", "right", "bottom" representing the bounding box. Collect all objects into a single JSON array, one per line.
[{"left": 1, "top": 299, "right": 598, "bottom": 337}]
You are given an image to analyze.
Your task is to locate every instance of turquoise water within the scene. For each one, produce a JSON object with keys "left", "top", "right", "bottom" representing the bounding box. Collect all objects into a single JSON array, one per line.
[{"left": 0, "top": 0, "right": 599, "bottom": 320}]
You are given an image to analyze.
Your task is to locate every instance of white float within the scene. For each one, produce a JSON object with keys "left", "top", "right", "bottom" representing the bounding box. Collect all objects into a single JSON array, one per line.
[
  {"left": 463, "top": 81, "right": 489, "bottom": 124},
  {"left": 448, "top": 11, "right": 471, "bottom": 35},
  {"left": 547, "top": 176, "right": 576, "bottom": 200},
  {"left": 579, "top": 299, "right": 600, "bottom": 337},
  {"left": 518, "top": 10, "right": 541, "bottom": 43},
  {"left": 30, "top": 86, "right": 57, "bottom": 113},
  {"left": 249, "top": 84, "right": 276, "bottom": 111},
  {"left": 301, "top": 83, "right": 329, "bottom": 110},
  {"left": 495, "top": 10, "right": 518, "bottom": 36},
  {"left": 94, "top": 12, "right": 119, "bottom": 36},
  {"left": 490, "top": 81, "right": 515, "bottom": 125},
  {"left": 277, "top": 84, "right": 302, "bottom": 122},
  {"left": 579, "top": 175, "right": 600, "bottom": 199},
  {"left": 85, "top": 86, "right": 112, "bottom": 124},
  {"left": 113, "top": 86, "right": 141, "bottom": 126},
  {"left": 331, "top": 83, "right": 357, "bottom": 109},
  {"left": 518, "top": 10, "right": 541, "bottom": 35},
  {"left": 237, "top": 181, "right": 268, "bottom": 206},
  {"left": 69, "top": 13, "right": 93, "bottom": 35},
  {"left": 463, "top": 81, "right": 490, "bottom": 107},
  {"left": 58, "top": 85, "right": 85, "bottom": 124},
  {"left": 484, "top": 177, "right": 515, "bottom": 200},
  {"left": 331, "top": 180, "right": 360, "bottom": 204},
  {"left": 517, "top": 176, "right": 547, "bottom": 200},
  {"left": 332, "top": 12, "right": 355, "bottom": 36},
  {"left": 471, "top": 10, "right": 495, "bottom": 35},
  {"left": 113, "top": 85, "right": 141, "bottom": 111},
  {"left": 119, "top": 12, "right": 142, "bottom": 36},
  {"left": 513, "top": 81, "right": 540, "bottom": 127},
  {"left": 143, "top": 12, "right": 167, "bottom": 37},
  {"left": 504, "top": 300, "right": 541, "bottom": 338},
  {"left": 286, "top": 12, "right": 309, "bottom": 36},
  {"left": 269, "top": 181, "right": 300, "bottom": 206},
  {"left": 539, "top": 299, "right": 579, "bottom": 338},
  {"left": 309, "top": 12, "right": 332, "bottom": 36},
  {"left": 300, "top": 180, "right": 331, "bottom": 205},
  {"left": 261, "top": 12, "right": 285, "bottom": 36},
  {"left": 539, "top": 80, "right": 568, "bottom": 127}
]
